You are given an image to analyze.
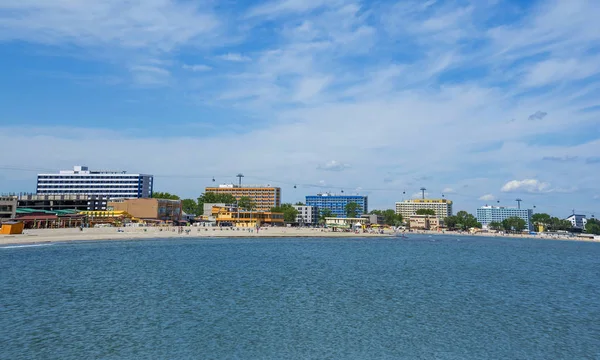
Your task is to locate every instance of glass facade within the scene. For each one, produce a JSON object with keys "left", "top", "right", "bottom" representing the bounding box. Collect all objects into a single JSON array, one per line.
[
  {"left": 305, "top": 194, "right": 368, "bottom": 218},
  {"left": 476, "top": 206, "right": 533, "bottom": 231}
]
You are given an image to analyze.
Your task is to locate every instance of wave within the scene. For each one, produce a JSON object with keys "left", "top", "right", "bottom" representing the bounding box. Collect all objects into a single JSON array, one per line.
[{"left": 1, "top": 243, "right": 54, "bottom": 249}]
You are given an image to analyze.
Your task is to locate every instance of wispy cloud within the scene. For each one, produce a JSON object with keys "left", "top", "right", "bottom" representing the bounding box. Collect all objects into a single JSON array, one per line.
[
  {"left": 542, "top": 155, "right": 578, "bottom": 162},
  {"left": 129, "top": 65, "right": 171, "bottom": 86},
  {"left": 183, "top": 64, "right": 212, "bottom": 72},
  {"left": 218, "top": 53, "right": 251, "bottom": 62},
  {"left": 0, "top": 0, "right": 219, "bottom": 51},
  {"left": 317, "top": 160, "right": 351, "bottom": 172}
]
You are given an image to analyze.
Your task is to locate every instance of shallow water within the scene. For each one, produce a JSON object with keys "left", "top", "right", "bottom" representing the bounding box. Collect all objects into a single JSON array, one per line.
[{"left": 1, "top": 235, "right": 599, "bottom": 359}]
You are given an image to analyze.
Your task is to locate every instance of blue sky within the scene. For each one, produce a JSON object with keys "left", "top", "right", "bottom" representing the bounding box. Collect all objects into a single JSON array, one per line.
[{"left": 0, "top": 0, "right": 599, "bottom": 216}]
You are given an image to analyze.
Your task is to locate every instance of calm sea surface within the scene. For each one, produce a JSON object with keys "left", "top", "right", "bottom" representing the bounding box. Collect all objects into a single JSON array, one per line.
[{"left": 1, "top": 235, "right": 599, "bottom": 359}]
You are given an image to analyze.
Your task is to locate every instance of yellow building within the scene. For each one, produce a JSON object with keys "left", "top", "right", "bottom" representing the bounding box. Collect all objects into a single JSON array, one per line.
[
  {"left": 396, "top": 199, "right": 453, "bottom": 220},
  {"left": 211, "top": 206, "right": 284, "bottom": 227},
  {"left": 205, "top": 185, "right": 281, "bottom": 212}
]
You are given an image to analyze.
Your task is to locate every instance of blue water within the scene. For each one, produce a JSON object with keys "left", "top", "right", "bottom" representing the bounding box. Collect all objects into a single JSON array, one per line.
[{"left": 1, "top": 235, "right": 599, "bottom": 359}]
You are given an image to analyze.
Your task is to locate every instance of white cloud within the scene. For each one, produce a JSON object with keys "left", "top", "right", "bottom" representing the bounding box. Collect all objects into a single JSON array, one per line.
[
  {"left": 442, "top": 188, "right": 456, "bottom": 194},
  {"left": 246, "top": 0, "right": 333, "bottom": 18},
  {"left": 317, "top": 160, "right": 351, "bottom": 172},
  {"left": 479, "top": 194, "right": 496, "bottom": 201},
  {"left": 501, "top": 179, "right": 552, "bottom": 193},
  {"left": 183, "top": 64, "right": 212, "bottom": 72},
  {"left": 294, "top": 76, "right": 331, "bottom": 102},
  {"left": 218, "top": 53, "right": 251, "bottom": 62},
  {"left": 129, "top": 65, "right": 170, "bottom": 86},
  {"left": 523, "top": 58, "right": 600, "bottom": 87},
  {"left": 0, "top": 0, "right": 219, "bottom": 51}
]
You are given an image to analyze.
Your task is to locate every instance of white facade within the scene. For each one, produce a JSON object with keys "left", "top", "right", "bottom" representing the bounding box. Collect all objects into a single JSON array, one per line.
[
  {"left": 566, "top": 214, "right": 587, "bottom": 229},
  {"left": 37, "top": 166, "right": 153, "bottom": 199},
  {"left": 293, "top": 205, "right": 318, "bottom": 225}
]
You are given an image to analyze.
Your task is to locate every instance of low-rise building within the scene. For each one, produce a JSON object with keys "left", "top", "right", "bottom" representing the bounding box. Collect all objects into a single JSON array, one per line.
[
  {"left": 293, "top": 205, "right": 318, "bottom": 225},
  {"left": 108, "top": 198, "right": 182, "bottom": 222},
  {"left": 325, "top": 217, "right": 368, "bottom": 229},
  {"left": 566, "top": 214, "right": 587, "bottom": 229},
  {"left": 0, "top": 196, "right": 17, "bottom": 221},
  {"left": 211, "top": 206, "right": 284, "bottom": 227},
  {"left": 409, "top": 215, "right": 443, "bottom": 230},
  {"left": 361, "top": 214, "right": 384, "bottom": 225}
]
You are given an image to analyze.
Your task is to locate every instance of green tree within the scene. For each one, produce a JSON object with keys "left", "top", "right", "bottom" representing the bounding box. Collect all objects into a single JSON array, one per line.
[
  {"left": 319, "top": 208, "right": 334, "bottom": 224},
  {"left": 345, "top": 202, "right": 361, "bottom": 218},
  {"left": 488, "top": 221, "right": 503, "bottom": 231},
  {"left": 271, "top": 203, "right": 299, "bottom": 223},
  {"left": 444, "top": 211, "right": 481, "bottom": 231},
  {"left": 585, "top": 218, "right": 600, "bottom": 235},
  {"left": 295, "top": 202, "right": 305, "bottom": 206},
  {"left": 182, "top": 199, "right": 199, "bottom": 215},
  {"left": 444, "top": 216, "right": 459, "bottom": 230},
  {"left": 416, "top": 209, "right": 436, "bottom": 216},
  {"left": 502, "top": 216, "right": 527, "bottom": 233},
  {"left": 531, "top": 213, "right": 551, "bottom": 227},
  {"left": 370, "top": 209, "right": 403, "bottom": 226},
  {"left": 152, "top": 192, "right": 180, "bottom": 200},
  {"left": 237, "top": 196, "right": 256, "bottom": 211}
]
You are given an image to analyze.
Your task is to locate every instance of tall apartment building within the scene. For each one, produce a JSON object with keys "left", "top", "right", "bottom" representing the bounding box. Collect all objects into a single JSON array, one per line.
[
  {"left": 37, "top": 165, "right": 153, "bottom": 199},
  {"left": 0, "top": 196, "right": 17, "bottom": 221},
  {"left": 204, "top": 184, "right": 281, "bottom": 212},
  {"left": 305, "top": 193, "right": 368, "bottom": 218},
  {"left": 293, "top": 205, "right": 318, "bottom": 225},
  {"left": 476, "top": 206, "right": 533, "bottom": 231},
  {"left": 395, "top": 199, "right": 453, "bottom": 220}
]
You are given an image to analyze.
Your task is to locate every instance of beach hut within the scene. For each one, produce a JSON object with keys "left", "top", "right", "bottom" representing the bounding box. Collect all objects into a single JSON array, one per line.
[{"left": 1, "top": 221, "right": 24, "bottom": 235}]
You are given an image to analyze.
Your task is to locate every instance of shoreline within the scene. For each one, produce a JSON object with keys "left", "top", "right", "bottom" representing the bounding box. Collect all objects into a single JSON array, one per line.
[{"left": 1, "top": 227, "right": 598, "bottom": 246}]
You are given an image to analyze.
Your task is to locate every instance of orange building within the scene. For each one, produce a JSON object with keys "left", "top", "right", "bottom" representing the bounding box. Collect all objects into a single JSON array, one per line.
[
  {"left": 108, "top": 198, "right": 182, "bottom": 222},
  {"left": 205, "top": 185, "right": 281, "bottom": 212},
  {"left": 211, "top": 206, "right": 284, "bottom": 227}
]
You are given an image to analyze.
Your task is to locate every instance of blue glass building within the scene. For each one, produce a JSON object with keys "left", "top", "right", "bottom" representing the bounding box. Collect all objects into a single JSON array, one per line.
[
  {"left": 476, "top": 206, "right": 533, "bottom": 231},
  {"left": 305, "top": 193, "right": 368, "bottom": 218}
]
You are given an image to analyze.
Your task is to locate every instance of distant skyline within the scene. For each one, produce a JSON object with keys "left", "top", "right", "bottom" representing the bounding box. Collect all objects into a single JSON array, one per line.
[{"left": 0, "top": 0, "right": 599, "bottom": 217}]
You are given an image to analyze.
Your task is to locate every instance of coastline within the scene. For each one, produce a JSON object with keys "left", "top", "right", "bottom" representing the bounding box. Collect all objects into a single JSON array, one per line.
[{"left": 1, "top": 226, "right": 598, "bottom": 246}]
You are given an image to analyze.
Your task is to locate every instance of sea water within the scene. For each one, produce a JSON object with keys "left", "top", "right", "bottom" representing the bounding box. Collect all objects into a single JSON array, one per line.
[{"left": 1, "top": 235, "right": 599, "bottom": 359}]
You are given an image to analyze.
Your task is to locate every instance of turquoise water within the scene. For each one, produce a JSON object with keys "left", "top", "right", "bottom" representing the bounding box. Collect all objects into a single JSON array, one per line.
[{"left": 1, "top": 235, "right": 599, "bottom": 359}]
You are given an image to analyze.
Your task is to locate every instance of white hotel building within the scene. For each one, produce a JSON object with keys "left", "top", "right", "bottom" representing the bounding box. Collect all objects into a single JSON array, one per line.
[{"left": 36, "top": 166, "right": 153, "bottom": 199}]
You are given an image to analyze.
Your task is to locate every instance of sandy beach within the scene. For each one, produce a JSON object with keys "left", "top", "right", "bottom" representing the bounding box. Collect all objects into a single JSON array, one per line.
[
  {"left": 0, "top": 226, "right": 391, "bottom": 245},
  {"left": 1, "top": 226, "right": 597, "bottom": 246}
]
